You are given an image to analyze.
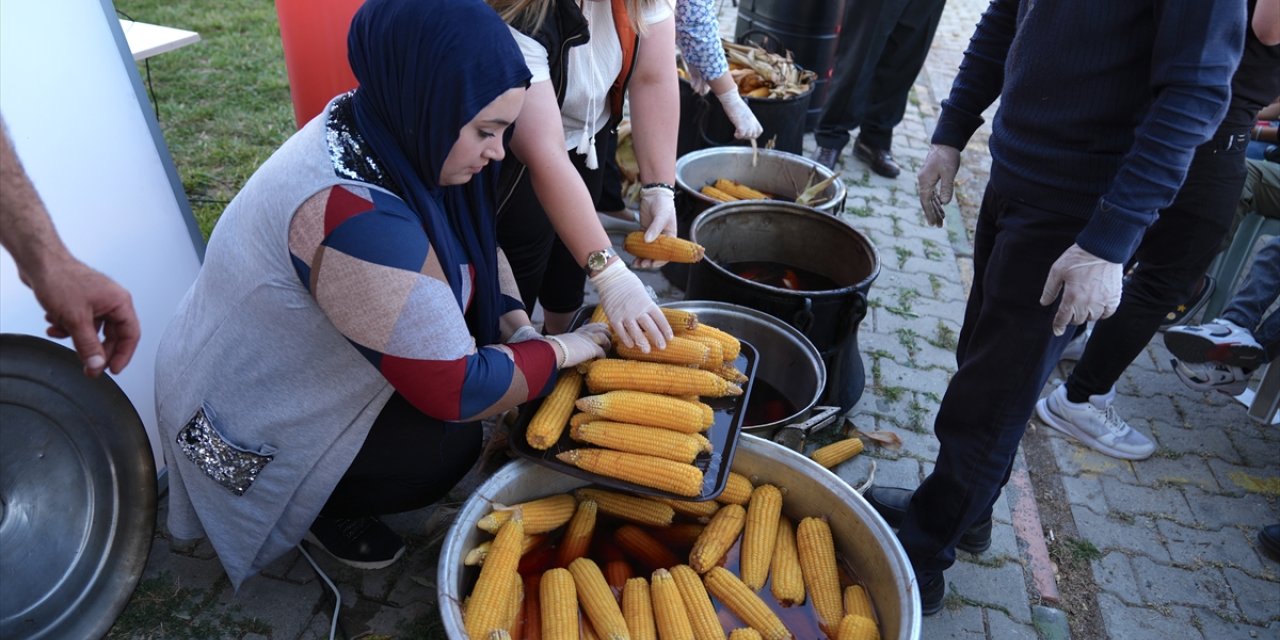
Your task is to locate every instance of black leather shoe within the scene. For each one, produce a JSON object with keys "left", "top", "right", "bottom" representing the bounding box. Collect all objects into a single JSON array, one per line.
[
  {"left": 305, "top": 515, "right": 405, "bottom": 569},
  {"left": 865, "top": 486, "right": 992, "bottom": 554},
  {"left": 1260, "top": 524, "right": 1280, "bottom": 562},
  {"left": 853, "top": 139, "right": 901, "bottom": 178},
  {"left": 814, "top": 146, "right": 840, "bottom": 170},
  {"left": 920, "top": 573, "right": 946, "bottom": 616}
]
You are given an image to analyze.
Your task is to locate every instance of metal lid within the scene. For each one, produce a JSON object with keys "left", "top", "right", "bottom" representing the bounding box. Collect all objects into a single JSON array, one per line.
[{"left": 0, "top": 334, "right": 156, "bottom": 639}]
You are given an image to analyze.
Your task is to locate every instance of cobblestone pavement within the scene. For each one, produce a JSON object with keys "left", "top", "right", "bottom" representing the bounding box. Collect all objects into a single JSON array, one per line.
[{"left": 110, "top": 0, "right": 1278, "bottom": 638}]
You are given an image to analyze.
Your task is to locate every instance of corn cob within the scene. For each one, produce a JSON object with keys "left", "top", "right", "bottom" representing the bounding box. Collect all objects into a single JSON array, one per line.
[
  {"left": 669, "top": 565, "right": 727, "bottom": 640},
  {"left": 615, "top": 525, "right": 682, "bottom": 572},
  {"left": 502, "top": 572, "right": 525, "bottom": 635},
  {"left": 591, "top": 305, "right": 610, "bottom": 325},
  {"left": 465, "top": 514, "right": 525, "bottom": 640},
  {"left": 478, "top": 494, "right": 577, "bottom": 534},
  {"left": 584, "top": 360, "right": 742, "bottom": 397},
  {"left": 650, "top": 568, "right": 696, "bottom": 640},
  {"left": 571, "top": 421, "right": 707, "bottom": 464},
  {"left": 677, "top": 395, "right": 702, "bottom": 404},
  {"left": 728, "top": 630, "right": 763, "bottom": 640},
  {"left": 568, "top": 558, "right": 631, "bottom": 640},
  {"left": 582, "top": 618, "right": 601, "bottom": 640},
  {"left": 624, "top": 232, "right": 706, "bottom": 264},
  {"left": 576, "top": 391, "right": 713, "bottom": 433},
  {"left": 661, "top": 308, "right": 699, "bottom": 332},
  {"left": 657, "top": 498, "right": 720, "bottom": 522},
  {"left": 702, "top": 567, "right": 790, "bottom": 640},
  {"left": 571, "top": 412, "right": 604, "bottom": 429},
  {"left": 770, "top": 517, "right": 805, "bottom": 606},
  {"left": 688, "top": 503, "right": 746, "bottom": 573},
  {"left": 605, "top": 559, "right": 635, "bottom": 592},
  {"left": 713, "top": 178, "right": 769, "bottom": 200},
  {"left": 615, "top": 337, "right": 712, "bottom": 368},
  {"left": 797, "top": 517, "right": 843, "bottom": 636},
  {"left": 540, "top": 568, "right": 578, "bottom": 640},
  {"left": 489, "top": 631, "right": 513, "bottom": 640},
  {"left": 836, "top": 614, "right": 878, "bottom": 640},
  {"left": 682, "top": 335, "right": 725, "bottom": 365},
  {"left": 708, "top": 363, "right": 749, "bottom": 385},
  {"left": 692, "top": 433, "right": 713, "bottom": 454},
  {"left": 715, "top": 472, "right": 753, "bottom": 505},
  {"left": 623, "top": 578, "right": 658, "bottom": 640},
  {"left": 465, "top": 534, "right": 546, "bottom": 566},
  {"left": 557, "top": 449, "right": 705, "bottom": 497},
  {"left": 700, "top": 184, "right": 737, "bottom": 202},
  {"left": 843, "top": 585, "right": 874, "bottom": 620},
  {"left": 527, "top": 369, "right": 582, "bottom": 450},
  {"left": 523, "top": 574, "right": 543, "bottom": 640},
  {"left": 740, "top": 485, "right": 783, "bottom": 591},
  {"left": 575, "top": 488, "right": 675, "bottom": 527},
  {"left": 810, "top": 438, "right": 865, "bottom": 469},
  {"left": 686, "top": 325, "right": 740, "bottom": 361},
  {"left": 556, "top": 499, "right": 598, "bottom": 568},
  {"left": 649, "top": 523, "right": 706, "bottom": 550}
]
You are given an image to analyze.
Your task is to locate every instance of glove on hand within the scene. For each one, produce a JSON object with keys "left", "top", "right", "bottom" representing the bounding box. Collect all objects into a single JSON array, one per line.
[
  {"left": 506, "top": 324, "right": 542, "bottom": 344},
  {"left": 1039, "top": 243, "right": 1123, "bottom": 336},
  {"left": 545, "top": 322, "right": 612, "bottom": 369},
  {"left": 716, "top": 87, "right": 763, "bottom": 141},
  {"left": 590, "top": 260, "right": 673, "bottom": 352},
  {"left": 637, "top": 185, "right": 678, "bottom": 268},
  {"left": 686, "top": 64, "right": 710, "bottom": 95},
  {"left": 917, "top": 144, "right": 961, "bottom": 227}
]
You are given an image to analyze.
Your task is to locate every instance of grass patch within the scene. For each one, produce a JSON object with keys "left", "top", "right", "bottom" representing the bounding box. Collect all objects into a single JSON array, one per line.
[
  {"left": 847, "top": 203, "right": 875, "bottom": 218},
  {"left": 928, "top": 273, "right": 943, "bottom": 297},
  {"left": 928, "top": 320, "right": 958, "bottom": 351},
  {"left": 893, "top": 245, "right": 914, "bottom": 269},
  {"left": 117, "top": 0, "right": 295, "bottom": 239},
  {"left": 922, "top": 238, "right": 945, "bottom": 260}
]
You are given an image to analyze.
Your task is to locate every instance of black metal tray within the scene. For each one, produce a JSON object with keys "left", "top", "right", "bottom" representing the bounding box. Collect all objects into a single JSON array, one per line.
[{"left": 509, "top": 313, "right": 757, "bottom": 502}]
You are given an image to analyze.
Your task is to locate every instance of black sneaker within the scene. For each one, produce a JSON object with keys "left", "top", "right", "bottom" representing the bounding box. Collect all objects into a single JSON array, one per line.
[
  {"left": 304, "top": 515, "right": 405, "bottom": 569},
  {"left": 864, "top": 486, "right": 992, "bottom": 554},
  {"left": 920, "top": 573, "right": 946, "bottom": 616},
  {"left": 1159, "top": 275, "right": 1215, "bottom": 329}
]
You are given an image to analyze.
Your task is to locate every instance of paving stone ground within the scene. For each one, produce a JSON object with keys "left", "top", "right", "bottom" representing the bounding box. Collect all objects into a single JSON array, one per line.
[{"left": 110, "top": 0, "right": 1279, "bottom": 637}]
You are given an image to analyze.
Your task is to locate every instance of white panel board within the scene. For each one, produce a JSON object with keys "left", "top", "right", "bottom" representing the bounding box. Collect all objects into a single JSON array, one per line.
[{"left": 0, "top": 0, "right": 206, "bottom": 473}]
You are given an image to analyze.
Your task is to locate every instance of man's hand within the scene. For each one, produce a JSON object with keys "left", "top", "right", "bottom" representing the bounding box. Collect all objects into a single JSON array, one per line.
[
  {"left": 590, "top": 260, "right": 673, "bottom": 352},
  {"left": 28, "top": 257, "right": 140, "bottom": 377},
  {"left": 1039, "top": 244, "right": 1123, "bottom": 336},
  {"left": 916, "top": 144, "right": 961, "bottom": 227}
]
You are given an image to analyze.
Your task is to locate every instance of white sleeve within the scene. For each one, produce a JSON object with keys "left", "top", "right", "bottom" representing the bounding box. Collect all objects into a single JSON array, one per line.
[
  {"left": 642, "top": 0, "right": 673, "bottom": 25},
  {"left": 508, "top": 26, "right": 551, "bottom": 84}
]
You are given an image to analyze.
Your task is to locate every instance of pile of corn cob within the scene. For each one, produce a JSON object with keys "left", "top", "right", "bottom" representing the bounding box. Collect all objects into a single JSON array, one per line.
[
  {"left": 461, "top": 473, "right": 882, "bottom": 639},
  {"left": 677, "top": 41, "right": 814, "bottom": 101},
  {"left": 525, "top": 307, "right": 747, "bottom": 498},
  {"left": 699, "top": 175, "right": 840, "bottom": 209}
]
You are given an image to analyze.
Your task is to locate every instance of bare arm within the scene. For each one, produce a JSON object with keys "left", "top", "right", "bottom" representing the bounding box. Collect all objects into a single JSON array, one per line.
[
  {"left": 0, "top": 118, "right": 139, "bottom": 377},
  {"left": 1255, "top": 0, "right": 1280, "bottom": 46},
  {"left": 627, "top": 16, "right": 679, "bottom": 190}
]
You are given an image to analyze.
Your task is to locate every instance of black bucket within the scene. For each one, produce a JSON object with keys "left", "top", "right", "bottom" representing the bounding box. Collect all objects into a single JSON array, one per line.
[
  {"left": 686, "top": 201, "right": 879, "bottom": 412},
  {"left": 662, "top": 146, "right": 846, "bottom": 291},
  {"left": 735, "top": 0, "right": 847, "bottom": 131},
  {"left": 676, "top": 77, "right": 812, "bottom": 156}
]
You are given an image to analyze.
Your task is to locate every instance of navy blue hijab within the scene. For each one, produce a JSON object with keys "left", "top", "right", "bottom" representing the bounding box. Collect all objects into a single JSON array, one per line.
[{"left": 346, "top": 0, "right": 531, "bottom": 345}]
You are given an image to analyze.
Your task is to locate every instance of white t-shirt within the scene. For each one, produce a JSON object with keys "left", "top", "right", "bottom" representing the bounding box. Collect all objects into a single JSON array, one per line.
[{"left": 510, "top": 0, "right": 672, "bottom": 151}]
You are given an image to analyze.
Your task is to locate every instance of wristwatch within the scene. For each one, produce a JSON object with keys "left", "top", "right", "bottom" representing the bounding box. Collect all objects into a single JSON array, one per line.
[{"left": 584, "top": 247, "right": 617, "bottom": 276}]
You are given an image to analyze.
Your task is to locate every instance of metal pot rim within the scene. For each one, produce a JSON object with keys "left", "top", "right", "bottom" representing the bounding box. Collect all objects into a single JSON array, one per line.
[{"left": 674, "top": 146, "right": 846, "bottom": 212}]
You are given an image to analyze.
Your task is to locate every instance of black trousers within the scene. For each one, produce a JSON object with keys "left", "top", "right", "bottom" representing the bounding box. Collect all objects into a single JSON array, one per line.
[
  {"left": 814, "top": 0, "right": 946, "bottom": 153},
  {"left": 497, "top": 135, "right": 608, "bottom": 315},
  {"left": 321, "top": 393, "right": 483, "bottom": 518},
  {"left": 1066, "top": 133, "right": 1247, "bottom": 401},
  {"left": 898, "top": 184, "right": 1083, "bottom": 580}
]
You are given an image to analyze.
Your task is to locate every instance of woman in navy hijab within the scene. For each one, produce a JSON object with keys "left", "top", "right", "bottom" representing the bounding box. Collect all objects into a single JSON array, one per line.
[{"left": 154, "top": 0, "right": 610, "bottom": 588}]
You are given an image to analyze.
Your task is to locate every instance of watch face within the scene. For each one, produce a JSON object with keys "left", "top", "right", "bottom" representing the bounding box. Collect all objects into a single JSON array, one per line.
[{"left": 588, "top": 250, "right": 610, "bottom": 272}]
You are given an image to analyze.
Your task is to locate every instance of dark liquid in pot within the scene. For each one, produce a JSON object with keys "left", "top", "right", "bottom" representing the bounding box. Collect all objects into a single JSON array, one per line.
[
  {"left": 727, "top": 260, "right": 840, "bottom": 292},
  {"left": 743, "top": 378, "right": 798, "bottom": 427}
]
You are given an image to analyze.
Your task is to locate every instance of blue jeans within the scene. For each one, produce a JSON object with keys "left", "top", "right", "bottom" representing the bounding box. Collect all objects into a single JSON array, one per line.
[
  {"left": 1222, "top": 237, "right": 1280, "bottom": 361},
  {"left": 897, "top": 184, "right": 1082, "bottom": 581}
]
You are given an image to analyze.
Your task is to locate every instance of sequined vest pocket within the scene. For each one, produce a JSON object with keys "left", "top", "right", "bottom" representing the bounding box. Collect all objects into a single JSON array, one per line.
[{"left": 176, "top": 404, "right": 276, "bottom": 496}]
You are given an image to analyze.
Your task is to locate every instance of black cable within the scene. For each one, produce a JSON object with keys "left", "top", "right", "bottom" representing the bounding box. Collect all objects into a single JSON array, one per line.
[{"left": 115, "top": 9, "right": 162, "bottom": 122}]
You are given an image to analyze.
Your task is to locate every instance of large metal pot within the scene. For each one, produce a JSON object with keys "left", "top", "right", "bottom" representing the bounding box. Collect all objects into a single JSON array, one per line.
[{"left": 438, "top": 435, "right": 922, "bottom": 640}]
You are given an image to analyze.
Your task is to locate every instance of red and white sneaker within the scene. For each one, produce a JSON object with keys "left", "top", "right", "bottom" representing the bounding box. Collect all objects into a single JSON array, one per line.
[
  {"left": 1171, "top": 358, "right": 1251, "bottom": 396},
  {"left": 1163, "top": 318, "right": 1265, "bottom": 369}
]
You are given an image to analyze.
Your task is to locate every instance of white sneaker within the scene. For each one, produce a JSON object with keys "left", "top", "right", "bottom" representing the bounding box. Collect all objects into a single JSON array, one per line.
[
  {"left": 1059, "top": 324, "right": 1092, "bottom": 362},
  {"left": 1163, "top": 318, "right": 1265, "bottom": 368},
  {"left": 1171, "top": 358, "right": 1250, "bottom": 396},
  {"left": 1034, "top": 385, "right": 1156, "bottom": 460}
]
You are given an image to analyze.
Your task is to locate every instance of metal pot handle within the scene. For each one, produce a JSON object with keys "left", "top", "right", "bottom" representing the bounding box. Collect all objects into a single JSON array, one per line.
[{"left": 771, "top": 405, "right": 842, "bottom": 452}]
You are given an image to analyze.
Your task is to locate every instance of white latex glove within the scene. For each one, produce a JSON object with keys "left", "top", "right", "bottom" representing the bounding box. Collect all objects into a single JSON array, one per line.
[
  {"left": 716, "top": 87, "right": 763, "bottom": 141},
  {"left": 589, "top": 260, "right": 673, "bottom": 352},
  {"left": 1039, "top": 244, "right": 1124, "bottom": 336},
  {"left": 686, "top": 64, "right": 710, "bottom": 96},
  {"left": 637, "top": 185, "right": 678, "bottom": 268},
  {"left": 506, "top": 324, "right": 541, "bottom": 344},
  {"left": 916, "top": 144, "right": 961, "bottom": 227},
  {"left": 545, "top": 322, "right": 612, "bottom": 369}
]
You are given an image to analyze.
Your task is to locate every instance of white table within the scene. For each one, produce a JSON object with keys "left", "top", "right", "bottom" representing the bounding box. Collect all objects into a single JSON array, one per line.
[{"left": 118, "top": 19, "right": 200, "bottom": 61}]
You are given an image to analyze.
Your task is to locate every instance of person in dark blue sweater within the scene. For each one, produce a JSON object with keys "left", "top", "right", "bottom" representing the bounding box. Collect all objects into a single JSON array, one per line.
[{"left": 860, "top": 0, "right": 1246, "bottom": 615}]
